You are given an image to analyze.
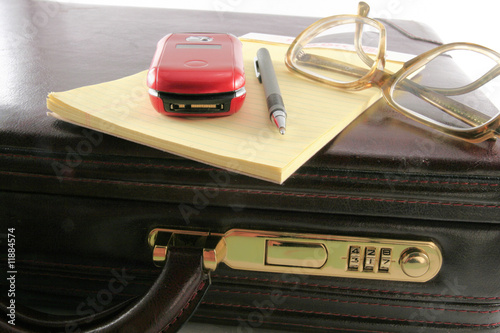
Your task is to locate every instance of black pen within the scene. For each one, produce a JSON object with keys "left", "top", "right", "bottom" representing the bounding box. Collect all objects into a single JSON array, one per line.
[{"left": 254, "top": 48, "right": 287, "bottom": 135}]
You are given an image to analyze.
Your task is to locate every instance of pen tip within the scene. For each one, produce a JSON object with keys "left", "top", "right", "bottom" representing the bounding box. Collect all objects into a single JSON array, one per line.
[{"left": 279, "top": 128, "right": 286, "bottom": 135}]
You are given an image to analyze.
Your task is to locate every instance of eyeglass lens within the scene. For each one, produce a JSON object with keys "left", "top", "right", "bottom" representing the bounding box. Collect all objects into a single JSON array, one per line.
[{"left": 391, "top": 49, "right": 500, "bottom": 130}]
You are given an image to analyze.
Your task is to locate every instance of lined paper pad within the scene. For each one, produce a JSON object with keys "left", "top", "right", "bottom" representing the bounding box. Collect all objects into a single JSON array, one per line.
[{"left": 47, "top": 40, "right": 387, "bottom": 184}]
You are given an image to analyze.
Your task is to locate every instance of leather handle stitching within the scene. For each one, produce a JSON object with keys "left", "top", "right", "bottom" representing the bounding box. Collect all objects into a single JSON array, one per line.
[{"left": 161, "top": 280, "right": 206, "bottom": 332}]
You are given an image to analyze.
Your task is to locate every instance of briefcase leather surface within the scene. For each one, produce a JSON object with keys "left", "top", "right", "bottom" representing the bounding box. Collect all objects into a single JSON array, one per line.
[{"left": 1, "top": 1, "right": 499, "bottom": 332}]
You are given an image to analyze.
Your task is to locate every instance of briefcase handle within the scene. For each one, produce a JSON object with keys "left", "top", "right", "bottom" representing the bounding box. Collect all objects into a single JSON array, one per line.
[{"left": 0, "top": 247, "right": 209, "bottom": 333}]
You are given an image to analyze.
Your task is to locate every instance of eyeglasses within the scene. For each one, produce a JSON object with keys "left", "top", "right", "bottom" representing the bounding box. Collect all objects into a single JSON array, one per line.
[{"left": 285, "top": 2, "right": 500, "bottom": 143}]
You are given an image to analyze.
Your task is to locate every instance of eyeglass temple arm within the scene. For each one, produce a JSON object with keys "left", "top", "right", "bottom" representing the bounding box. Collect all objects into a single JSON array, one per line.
[
  {"left": 398, "top": 79, "right": 492, "bottom": 127},
  {"left": 411, "top": 82, "right": 500, "bottom": 138},
  {"left": 296, "top": 52, "right": 369, "bottom": 79},
  {"left": 297, "top": 53, "right": 494, "bottom": 127},
  {"left": 354, "top": 2, "right": 375, "bottom": 68}
]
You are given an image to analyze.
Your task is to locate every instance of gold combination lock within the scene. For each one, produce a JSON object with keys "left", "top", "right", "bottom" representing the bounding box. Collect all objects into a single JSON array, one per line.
[{"left": 148, "top": 228, "right": 442, "bottom": 282}]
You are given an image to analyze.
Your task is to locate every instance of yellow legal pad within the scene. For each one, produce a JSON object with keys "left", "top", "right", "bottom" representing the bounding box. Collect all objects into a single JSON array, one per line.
[{"left": 47, "top": 39, "right": 393, "bottom": 184}]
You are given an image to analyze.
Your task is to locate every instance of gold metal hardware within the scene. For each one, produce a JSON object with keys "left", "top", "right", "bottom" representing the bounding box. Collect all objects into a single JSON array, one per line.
[
  {"left": 265, "top": 240, "right": 327, "bottom": 268},
  {"left": 148, "top": 228, "right": 442, "bottom": 282},
  {"left": 147, "top": 229, "right": 224, "bottom": 271},
  {"left": 400, "top": 248, "right": 430, "bottom": 278}
]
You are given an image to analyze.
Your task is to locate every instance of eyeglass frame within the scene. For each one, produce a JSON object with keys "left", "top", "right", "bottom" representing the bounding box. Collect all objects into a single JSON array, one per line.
[{"left": 285, "top": 2, "right": 500, "bottom": 143}]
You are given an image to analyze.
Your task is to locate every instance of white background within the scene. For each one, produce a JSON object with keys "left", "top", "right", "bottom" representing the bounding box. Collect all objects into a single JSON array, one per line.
[{"left": 46, "top": 0, "right": 499, "bottom": 52}]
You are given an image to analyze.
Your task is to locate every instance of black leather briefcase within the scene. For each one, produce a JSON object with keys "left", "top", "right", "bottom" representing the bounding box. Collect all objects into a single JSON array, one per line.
[{"left": 1, "top": 2, "right": 500, "bottom": 333}]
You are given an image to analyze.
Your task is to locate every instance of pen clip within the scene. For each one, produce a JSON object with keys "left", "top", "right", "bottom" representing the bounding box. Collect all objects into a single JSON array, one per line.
[{"left": 253, "top": 57, "right": 262, "bottom": 83}]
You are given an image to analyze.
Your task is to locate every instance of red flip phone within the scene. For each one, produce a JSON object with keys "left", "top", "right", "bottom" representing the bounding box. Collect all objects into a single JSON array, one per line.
[{"left": 147, "top": 33, "right": 246, "bottom": 117}]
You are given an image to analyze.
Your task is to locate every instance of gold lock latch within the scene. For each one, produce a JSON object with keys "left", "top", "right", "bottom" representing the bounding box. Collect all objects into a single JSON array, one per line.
[{"left": 148, "top": 228, "right": 442, "bottom": 283}]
